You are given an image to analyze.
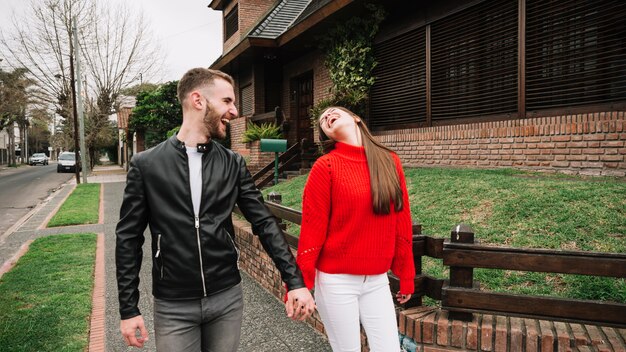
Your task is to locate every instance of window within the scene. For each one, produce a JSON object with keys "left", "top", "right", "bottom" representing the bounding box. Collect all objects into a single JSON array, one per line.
[
  {"left": 240, "top": 83, "right": 253, "bottom": 116},
  {"left": 225, "top": 4, "right": 239, "bottom": 40},
  {"left": 430, "top": 0, "right": 518, "bottom": 121},
  {"left": 526, "top": 0, "right": 626, "bottom": 111},
  {"left": 370, "top": 27, "right": 427, "bottom": 129}
]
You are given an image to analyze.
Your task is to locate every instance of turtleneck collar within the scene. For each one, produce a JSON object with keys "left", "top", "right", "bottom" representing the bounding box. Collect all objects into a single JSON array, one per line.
[{"left": 333, "top": 142, "right": 366, "bottom": 161}]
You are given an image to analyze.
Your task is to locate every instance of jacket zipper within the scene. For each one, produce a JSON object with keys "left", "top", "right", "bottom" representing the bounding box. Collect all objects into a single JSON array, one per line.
[
  {"left": 155, "top": 234, "right": 163, "bottom": 279},
  {"left": 225, "top": 229, "right": 240, "bottom": 269},
  {"left": 195, "top": 216, "right": 207, "bottom": 296}
]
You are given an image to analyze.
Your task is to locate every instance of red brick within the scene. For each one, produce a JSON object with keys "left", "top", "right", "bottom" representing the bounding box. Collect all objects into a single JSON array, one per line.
[
  {"left": 539, "top": 320, "right": 555, "bottom": 352},
  {"left": 510, "top": 317, "right": 524, "bottom": 352},
  {"left": 414, "top": 318, "right": 423, "bottom": 343},
  {"left": 399, "top": 310, "right": 407, "bottom": 335},
  {"left": 450, "top": 319, "right": 464, "bottom": 348},
  {"left": 586, "top": 324, "right": 607, "bottom": 347},
  {"left": 480, "top": 315, "right": 493, "bottom": 351},
  {"left": 494, "top": 316, "right": 507, "bottom": 352},
  {"left": 467, "top": 319, "right": 479, "bottom": 350},
  {"left": 422, "top": 311, "right": 436, "bottom": 344},
  {"left": 601, "top": 327, "right": 626, "bottom": 352},
  {"left": 436, "top": 311, "right": 450, "bottom": 346},
  {"left": 525, "top": 319, "right": 540, "bottom": 351},
  {"left": 554, "top": 322, "right": 571, "bottom": 352}
]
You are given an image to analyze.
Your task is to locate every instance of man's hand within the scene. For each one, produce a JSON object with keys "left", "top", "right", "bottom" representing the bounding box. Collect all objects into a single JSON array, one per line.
[
  {"left": 120, "top": 315, "right": 149, "bottom": 348},
  {"left": 285, "top": 287, "right": 316, "bottom": 321}
]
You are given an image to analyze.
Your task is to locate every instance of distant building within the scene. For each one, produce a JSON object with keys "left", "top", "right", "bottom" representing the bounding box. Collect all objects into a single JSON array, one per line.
[
  {"left": 114, "top": 95, "right": 137, "bottom": 169},
  {"left": 0, "top": 128, "right": 9, "bottom": 165}
]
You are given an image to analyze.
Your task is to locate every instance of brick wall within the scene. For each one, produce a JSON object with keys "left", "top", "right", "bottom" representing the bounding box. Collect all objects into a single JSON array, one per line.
[
  {"left": 397, "top": 307, "right": 626, "bottom": 352},
  {"left": 222, "top": 0, "right": 274, "bottom": 54},
  {"left": 377, "top": 111, "right": 626, "bottom": 177},
  {"left": 246, "top": 140, "right": 276, "bottom": 175},
  {"left": 230, "top": 116, "right": 247, "bottom": 156},
  {"left": 239, "top": 0, "right": 274, "bottom": 38}
]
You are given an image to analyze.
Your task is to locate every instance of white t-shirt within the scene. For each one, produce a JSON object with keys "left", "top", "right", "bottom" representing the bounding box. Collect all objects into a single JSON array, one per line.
[{"left": 185, "top": 146, "right": 203, "bottom": 216}]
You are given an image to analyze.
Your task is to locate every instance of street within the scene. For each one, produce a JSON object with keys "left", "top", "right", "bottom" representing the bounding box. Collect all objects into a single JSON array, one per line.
[{"left": 0, "top": 164, "right": 73, "bottom": 237}]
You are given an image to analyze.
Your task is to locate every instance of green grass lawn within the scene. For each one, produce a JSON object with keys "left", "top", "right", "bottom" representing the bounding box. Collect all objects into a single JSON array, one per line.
[
  {"left": 48, "top": 183, "right": 101, "bottom": 227},
  {"left": 262, "top": 167, "right": 626, "bottom": 303},
  {"left": 0, "top": 234, "right": 97, "bottom": 351}
]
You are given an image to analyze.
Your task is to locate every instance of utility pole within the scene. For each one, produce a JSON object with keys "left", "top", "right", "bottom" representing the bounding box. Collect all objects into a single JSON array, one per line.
[
  {"left": 74, "top": 17, "right": 88, "bottom": 184},
  {"left": 69, "top": 18, "right": 81, "bottom": 184}
]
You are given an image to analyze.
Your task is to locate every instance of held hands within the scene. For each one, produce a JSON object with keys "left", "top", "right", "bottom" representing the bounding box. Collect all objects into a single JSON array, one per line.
[
  {"left": 396, "top": 291, "right": 412, "bottom": 304},
  {"left": 120, "top": 315, "right": 149, "bottom": 348},
  {"left": 285, "top": 287, "right": 316, "bottom": 321}
]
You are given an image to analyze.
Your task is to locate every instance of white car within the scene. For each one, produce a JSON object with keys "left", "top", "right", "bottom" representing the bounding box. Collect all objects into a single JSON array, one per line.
[
  {"left": 29, "top": 153, "right": 49, "bottom": 166},
  {"left": 57, "top": 152, "right": 81, "bottom": 173}
]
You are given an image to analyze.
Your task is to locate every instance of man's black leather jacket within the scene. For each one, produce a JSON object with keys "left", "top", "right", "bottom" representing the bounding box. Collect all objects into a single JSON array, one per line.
[{"left": 116, "top": 135, "right": 305, "bottom": 319}]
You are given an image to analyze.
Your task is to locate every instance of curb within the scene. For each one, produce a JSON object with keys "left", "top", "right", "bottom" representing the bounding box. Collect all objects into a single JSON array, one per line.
[
  {"left": 88, "top": 233, "right": 106, "bottom": 352},
  {"left": 0, "top": 240, "right": 33, "bottom": 279}
]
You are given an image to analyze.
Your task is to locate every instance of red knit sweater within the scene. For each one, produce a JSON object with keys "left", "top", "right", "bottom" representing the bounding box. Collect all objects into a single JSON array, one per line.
[{"left": 297, "top": 142, "right": 415, "bottom": 294}]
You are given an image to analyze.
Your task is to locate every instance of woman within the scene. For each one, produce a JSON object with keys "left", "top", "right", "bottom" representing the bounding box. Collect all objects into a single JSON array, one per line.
[{"left": 296, "top": 106, "right": 415, "bottom": 351}]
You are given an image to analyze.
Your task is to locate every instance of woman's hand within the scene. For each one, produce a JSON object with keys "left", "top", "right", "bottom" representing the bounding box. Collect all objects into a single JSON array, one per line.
[{"left": 396, "top": 291, "right": 412, "bottom": 304}]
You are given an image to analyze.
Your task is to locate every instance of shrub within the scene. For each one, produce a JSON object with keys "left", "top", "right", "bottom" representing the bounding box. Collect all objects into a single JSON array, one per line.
[{"left": 241, "top": 122, "right": 282, "bottom": 143}]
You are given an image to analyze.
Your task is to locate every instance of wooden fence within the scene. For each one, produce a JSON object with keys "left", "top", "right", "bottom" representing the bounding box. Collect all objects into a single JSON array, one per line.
[{"left": 251, "top": 200, "right": 626, "bottom": 328}]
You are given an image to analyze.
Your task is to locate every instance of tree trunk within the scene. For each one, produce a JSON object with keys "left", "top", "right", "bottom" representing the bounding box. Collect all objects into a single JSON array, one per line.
[{"left": 8, "top": 128, "right": 15, "bottom": 166}]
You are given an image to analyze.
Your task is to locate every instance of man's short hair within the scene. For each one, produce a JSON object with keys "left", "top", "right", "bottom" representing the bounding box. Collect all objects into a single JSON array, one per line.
[{"left": 177, "top": 68, "right": 235, "bottom": 104}]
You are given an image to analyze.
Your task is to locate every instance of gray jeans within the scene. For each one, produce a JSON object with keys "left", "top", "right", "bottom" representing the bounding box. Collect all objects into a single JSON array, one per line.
[{"left": 153, "top": 283, "right": 244, "bottom": 352}]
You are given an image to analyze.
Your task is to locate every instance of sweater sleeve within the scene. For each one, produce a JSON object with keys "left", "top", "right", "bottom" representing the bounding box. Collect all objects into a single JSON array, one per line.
[
  {"left": 297, "top": 158, "right": 332, "bottom": 290},
  {"left": 390, "top": 154, "right": 416, "bottom": 294}
]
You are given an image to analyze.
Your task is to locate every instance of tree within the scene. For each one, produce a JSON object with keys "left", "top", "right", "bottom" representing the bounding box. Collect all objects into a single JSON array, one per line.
[
  {"left": 27, "top": 107, "right": 53, "bottom": 154},
  {"left": 0, "top": 0, "right": 162, "bottom": 163},
  {"left": 130, "top": 81, "right": 182, "bottom": 149},
  {"left": 0, "top": 67, "right": 33, "bottom": 165}
]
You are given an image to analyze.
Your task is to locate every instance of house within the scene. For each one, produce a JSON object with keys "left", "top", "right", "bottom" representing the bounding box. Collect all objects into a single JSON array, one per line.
[
  {"left": 114, "top": 95, "right": 138, "bottom": 170},
  {"left": 209, "top": 0, "right": 626, "bottom": 176}
]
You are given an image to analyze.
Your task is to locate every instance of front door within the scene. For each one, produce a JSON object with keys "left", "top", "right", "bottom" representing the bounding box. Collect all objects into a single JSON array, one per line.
[{"left": 292, "top": 72, "right": 314, "bottom": 143}]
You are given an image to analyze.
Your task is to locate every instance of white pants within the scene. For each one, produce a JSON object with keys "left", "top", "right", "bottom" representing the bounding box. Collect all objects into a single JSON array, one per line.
[{"left": 315, "top": 271, "right": 401, "bottom": 352}]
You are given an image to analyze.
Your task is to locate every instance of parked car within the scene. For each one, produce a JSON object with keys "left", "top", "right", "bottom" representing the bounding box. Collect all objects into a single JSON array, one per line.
[
  {"left": 57, "top": 152, "right": 81, "bottom": 173},
  {"left": 29, "top": 153, "right": 49, "bottom": 166}
]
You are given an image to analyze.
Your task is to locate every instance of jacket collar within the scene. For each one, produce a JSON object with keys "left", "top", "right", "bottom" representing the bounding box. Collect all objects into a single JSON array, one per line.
[{"left": 168, "top": 134, "right": 214, "bottom": 154}]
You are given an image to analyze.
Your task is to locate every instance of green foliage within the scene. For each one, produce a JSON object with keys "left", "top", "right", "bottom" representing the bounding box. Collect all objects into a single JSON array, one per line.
[
  {"left": 130, "top": 81, "right": 182, "bottom": 148},
  {"left": 311, "top": 2, "right": 386, "bottom": 120},
  {"left": 48, "top": 184, "right": 101, "bottom": 227},
  {"left": 0, "top": 234, "right": 96, "bottom": 351},
  {"left": 241, "top": 122, "right": 282, "bottom": 143},
  {"left": 120, "top": 82, "right": 159, "bottom": 97}
]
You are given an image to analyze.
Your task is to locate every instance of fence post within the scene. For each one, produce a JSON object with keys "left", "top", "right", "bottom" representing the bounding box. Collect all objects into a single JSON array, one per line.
[
  {"left": 267, "top": 192, "right": 286, "bottom": 231},
  {"left": 448, "top": 223, "right": 474, "bottom": 321},
  {"left": 412, "top": 223, "right": 423, "bottom": 306}
]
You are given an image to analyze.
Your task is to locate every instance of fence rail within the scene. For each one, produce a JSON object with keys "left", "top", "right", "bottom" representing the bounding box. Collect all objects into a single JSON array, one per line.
[{"left": 237, "top": 198, "right": 626, "bottom": 327}]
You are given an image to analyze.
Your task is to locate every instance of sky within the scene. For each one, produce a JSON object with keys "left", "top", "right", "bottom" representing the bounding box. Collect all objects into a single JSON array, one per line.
[{"left": 0, "top": 0, "right": 224, "bottom": 82}]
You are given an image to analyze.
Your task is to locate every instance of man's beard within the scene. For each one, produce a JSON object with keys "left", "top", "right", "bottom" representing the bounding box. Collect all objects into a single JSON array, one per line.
[{"left": 203, "top": 101, "right": 227, "bottom": 140}]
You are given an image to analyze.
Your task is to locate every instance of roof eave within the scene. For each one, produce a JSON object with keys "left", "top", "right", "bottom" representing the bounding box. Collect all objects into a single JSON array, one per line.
[
  {"left": 209, "top": 0, "right": 226, "bottom": 11},
  {"left": 277, "top": 0, "right": 355, "bottom": 46},
  {"left": 209, "top": 37, "right": 277, "bottom": 70}
]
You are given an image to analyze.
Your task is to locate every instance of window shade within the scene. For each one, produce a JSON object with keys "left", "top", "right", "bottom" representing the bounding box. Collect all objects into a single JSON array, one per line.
[
  {"left": 240, "top": 84, "right": 253, "bottom": 117},
  {"left": 370, "top": 27, "right": 426, "bottom": 129},
  {"left": 526, "top": 0, "right": 626, "bottom": 111},
  {"left": 430, "top": 0, "right": 518, "bottom": 121},
  {"left": 225, "top": 5, "right": 239, "bottom": 40}
]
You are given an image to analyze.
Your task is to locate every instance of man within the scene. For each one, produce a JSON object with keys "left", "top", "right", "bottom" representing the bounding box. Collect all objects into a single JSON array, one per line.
[{"left": 116, "top": 68, "right": 315, "bottom": 351}]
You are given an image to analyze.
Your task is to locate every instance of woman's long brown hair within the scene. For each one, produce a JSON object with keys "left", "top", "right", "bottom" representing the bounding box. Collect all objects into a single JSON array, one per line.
[{"left": 318, "top": 106, "right": 403, "bottom": 214}]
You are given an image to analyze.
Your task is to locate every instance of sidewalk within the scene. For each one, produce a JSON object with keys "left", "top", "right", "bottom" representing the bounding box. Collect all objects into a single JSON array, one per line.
[{"left": 0, "top": 163, "right": 331, "bottom": 352}]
